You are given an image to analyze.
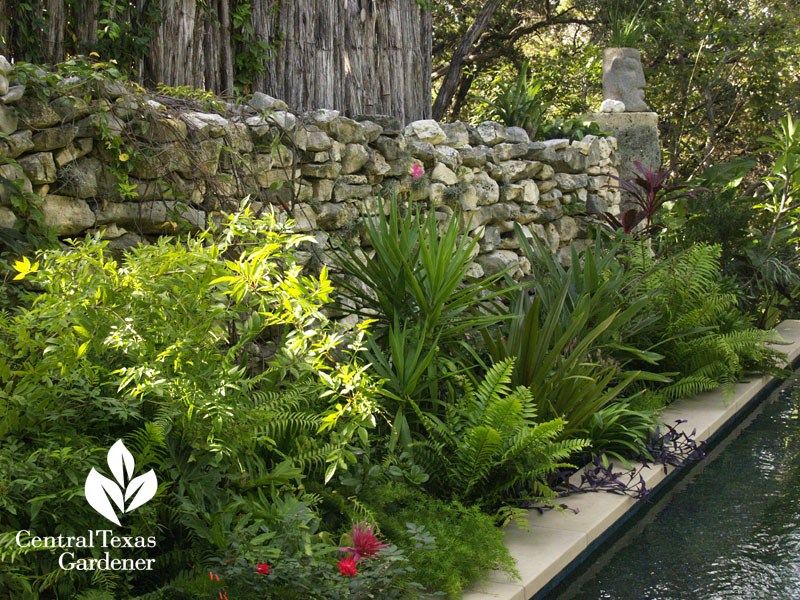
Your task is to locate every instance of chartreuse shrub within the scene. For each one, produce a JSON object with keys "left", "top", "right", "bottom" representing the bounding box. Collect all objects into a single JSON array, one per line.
[
  {"left": 0, "top": 206, "right": 383, "bottom": 599},
  {"left": 361, "top": 481, "right": 517, "bottom": 599}
]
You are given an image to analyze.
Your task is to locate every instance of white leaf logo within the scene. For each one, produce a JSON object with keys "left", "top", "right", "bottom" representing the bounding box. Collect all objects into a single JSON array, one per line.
[{"left": 85, "top": 440, "right": 158, "bottom": 525}]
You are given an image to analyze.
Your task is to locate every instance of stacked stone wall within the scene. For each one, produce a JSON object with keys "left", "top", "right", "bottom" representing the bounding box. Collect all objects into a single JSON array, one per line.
[{"left": 0, "top": 64, "right": 621, "bottom": 280}]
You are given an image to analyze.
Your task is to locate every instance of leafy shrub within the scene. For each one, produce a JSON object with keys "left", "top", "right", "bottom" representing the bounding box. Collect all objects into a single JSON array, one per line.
[
  {"left": 536, "top": 118, "right": 609, "bottom": 142},
  {"left": 361, "top": 481, "right": 517, "bottom": 598},
  {"left": 0, "top": 206, "right": 380, "bottom": 598},
  {"left": 173, "top": 497, "right": 435, "bottom": 600}
]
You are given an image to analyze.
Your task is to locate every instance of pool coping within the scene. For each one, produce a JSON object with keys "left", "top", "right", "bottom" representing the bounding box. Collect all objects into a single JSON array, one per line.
[{"left": 461, "top": 319, "right": 800, "bottom": 600}]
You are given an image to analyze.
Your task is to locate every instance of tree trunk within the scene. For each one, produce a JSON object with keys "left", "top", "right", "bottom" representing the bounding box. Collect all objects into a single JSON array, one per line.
[
  {"left": 147, "top": 0, "right": 205, "bottom": 87},
  {"left": 431, "top": 0, "right": 503, "bottom": 121},
  {"left": 45, "top": 0, "right": 65, "bottom": 63},
  {"left": 257, "top": 0, "right": 431, "bottom": 123},
  {"left": 218, "top": 0, "right": 234, "bottom": 95}
]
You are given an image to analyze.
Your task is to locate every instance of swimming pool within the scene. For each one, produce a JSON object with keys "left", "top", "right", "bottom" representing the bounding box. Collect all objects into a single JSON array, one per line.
[{"left": 546, "top": 374, "right": 800, "bottom": 600}]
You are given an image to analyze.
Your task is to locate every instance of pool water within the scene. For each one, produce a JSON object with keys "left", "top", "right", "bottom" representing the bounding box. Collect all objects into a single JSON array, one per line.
[{"left": 547, "top": 375, "right": 800, "bottom": 600}]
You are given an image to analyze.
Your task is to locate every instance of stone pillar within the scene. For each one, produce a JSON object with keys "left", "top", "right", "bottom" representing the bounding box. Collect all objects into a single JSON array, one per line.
[
  {"left": 587, "top": 111, "right": 660, "bottom": 176},
  {"left": 586, "top": 47, "right": 661, "bottom": 214}
]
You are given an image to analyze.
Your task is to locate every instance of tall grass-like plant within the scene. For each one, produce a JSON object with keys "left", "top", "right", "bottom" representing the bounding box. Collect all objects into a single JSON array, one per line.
[
  {"left": 482, "top": 285, "right": 643, "bottom": 443},
  {"left": 606, "top": 1, "right": 647, "bottom": 47},
  {"left": 514, "top": 224, "right": 662, "bottom": 366}
]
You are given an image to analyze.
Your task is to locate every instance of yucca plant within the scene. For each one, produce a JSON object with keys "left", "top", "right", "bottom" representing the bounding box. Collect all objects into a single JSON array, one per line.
[
  {"left": 331, "top": 196, "right": 511, "bottom": 447},
  {"left": 331, "top": 196, "right": 509, "bottom": 345},
  {"left": 410, "top": 358, "right": 588, "bottom": 511}
]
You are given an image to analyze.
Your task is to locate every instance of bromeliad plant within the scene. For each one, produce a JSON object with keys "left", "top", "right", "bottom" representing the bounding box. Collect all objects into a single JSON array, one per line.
[{"left": 478, "top": 61, "right": 550, "bottom": 137}]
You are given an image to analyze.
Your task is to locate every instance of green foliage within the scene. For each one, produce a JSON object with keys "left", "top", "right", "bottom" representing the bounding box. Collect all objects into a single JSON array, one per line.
[
  {"left": 362, "top": 481, "right": 517, "bottom": 599},
  {"left": 604, "top": 0, "right": 648, "bottom": 47},
  {"left": 536, "top": 118, "right": 610, "bottom": 142},
  {"left": 587, "top": 401, "right": 658, "bottom": 465},
  {"left": 476, "top": 61, "right": 549, "bottom": 136},
  {"left": 0, "top": 206, "right": 381, "bottom": 598},
  {"left": 628, "top": 243, "right": 785, "bottom": 400},
  {"left": 480, "top": 229, "right": 657, "bottom": 447},
  {"left": 179, "top": 496, "right": 436, "bottom": 600},
  {"left": 331, "top": 196, "right": 508, "bottom": 445},
  {"left": 411, "top": 358, "right": 588, "bottom": 510}
]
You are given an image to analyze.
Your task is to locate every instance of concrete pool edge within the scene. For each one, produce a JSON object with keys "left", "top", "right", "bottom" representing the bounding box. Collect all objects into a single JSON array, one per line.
[{"left": 461, "top": 319, "right": 800, "bottom": 600}]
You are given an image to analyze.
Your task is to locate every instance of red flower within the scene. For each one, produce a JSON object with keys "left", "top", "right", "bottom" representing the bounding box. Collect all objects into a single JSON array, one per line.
[
  {"left": 339, "top": 521, "right": 389, "bottom": 562},
  {"left": 255, "top": 562, "right": 271, "bottom": 575},
  {"left": 338, "top": 555, "right": 359, "bottom": 576},
  {"left": 209, "top": 571, "right": 220, "bottom": 582},
  {"left": 411, "top": 162, "right": 424, "bottom": 179}
]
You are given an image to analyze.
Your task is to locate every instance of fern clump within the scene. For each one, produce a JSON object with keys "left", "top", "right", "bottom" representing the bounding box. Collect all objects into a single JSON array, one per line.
[
  {"left": 411, "top": 358, "right": 588, "bottom": 511},
  {"left": 630, "top": 243, "right": 785, "bottom": 400}
]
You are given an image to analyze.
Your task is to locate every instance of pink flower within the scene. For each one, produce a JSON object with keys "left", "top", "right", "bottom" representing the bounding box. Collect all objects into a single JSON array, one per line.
[
  {"left": 338, "top": 555, "right": 359, "bottom": 576},
  {"left": 339, "top": 521, "right": 389, "bottom": 562},
  {"left": 411, "top": 162, "right": 424, "bottom": 179},
  {"left": 255, "top": 562, "right": 271, "bottom": 575}
]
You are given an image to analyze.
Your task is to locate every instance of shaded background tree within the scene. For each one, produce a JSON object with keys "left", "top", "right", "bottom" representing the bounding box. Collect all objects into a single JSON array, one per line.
[{"left": 430, "top": 0, "right": 800, "bottom": 178}]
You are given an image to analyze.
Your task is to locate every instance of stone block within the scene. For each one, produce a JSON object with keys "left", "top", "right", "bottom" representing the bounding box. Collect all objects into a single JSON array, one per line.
[
  {"left": 473, "top": 171, "right": 500, "bottom": 205},
  {"left": 95, "top": 201, "right": 205, "bottom": 232},
  {"left": 57, "top": 157, "right": 104, "bottom": 198},
  {"left": 431, "top": 162, "right": 458, "bottom": 185},
  {"left": 475, "top": 121, "right": 507, "bottom": 146},
  {"left": 19, "top": 152, "right": 56, "bottom": 184},
  {"left": 0, "top": 104, "right": 17, "bottom": 135},
  {"left": 32, "top": 125, "right": 77, "bottom": 152},
  {"left": 329, "top": 117, "right": 366, "bottom": 144},
  {"left": 434, "top": 144, "right": 461, "bottom": 169},
  {"left": 41, "top": 194, "right": 96, "bottom": 234},
  {"left": 404, "top": 119, "right": 446, "bottom": 145},
  {"left": 0, "top": 130, "right": 34, "bottom": 158},
  {"left": 301, "top": 162, "right": 342, "bottom": 179},
  {"left": 441, "top": 121, "right": 470, "bottom": 148},
  {"left": 15, "top": 96, "right": 60, "bottom": 128},
  {"left": 341, "top": 143, "right": 370, "bottom": 174}
]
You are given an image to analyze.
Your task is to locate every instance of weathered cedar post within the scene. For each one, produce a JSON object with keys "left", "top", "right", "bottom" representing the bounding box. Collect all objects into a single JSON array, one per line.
[{"left": 252, "top": 0, "right": 432, "bottom": 123}]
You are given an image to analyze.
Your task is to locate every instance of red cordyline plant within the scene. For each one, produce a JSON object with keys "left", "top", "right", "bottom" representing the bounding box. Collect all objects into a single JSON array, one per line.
[
  {"left": 603, "top": 160, "right": 703, "bottom": 238},
  {"left": 339, "top": 521, "right": 389, "bottom": 562}
]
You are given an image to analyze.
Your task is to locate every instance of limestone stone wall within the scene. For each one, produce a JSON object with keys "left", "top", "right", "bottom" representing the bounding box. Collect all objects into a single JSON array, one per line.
[{"left": 0, "top": 63, "right": 621, "bottom": 279}]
